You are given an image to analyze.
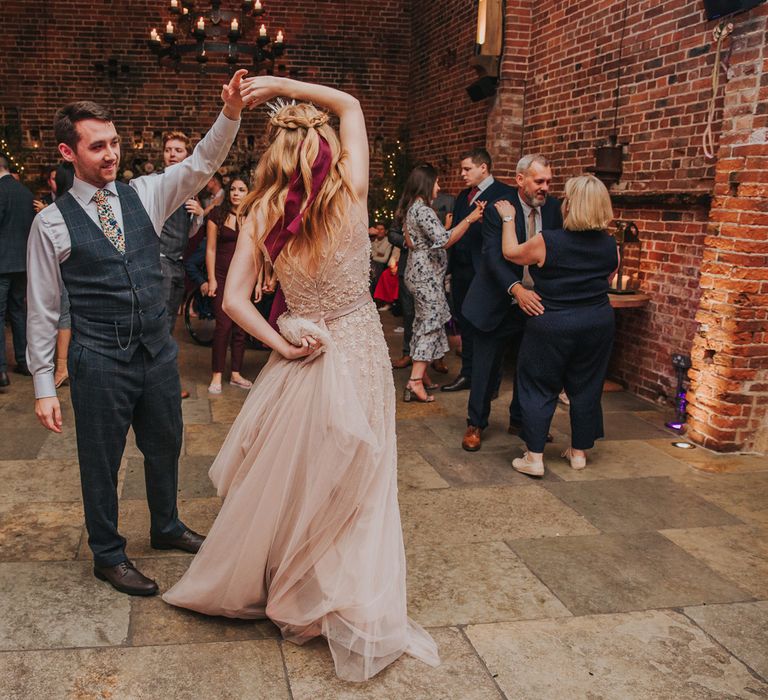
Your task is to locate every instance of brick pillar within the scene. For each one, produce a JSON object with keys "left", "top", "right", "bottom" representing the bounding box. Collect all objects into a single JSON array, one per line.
[
  {"left": 486, "top": 0, "right": 531, "bottom": 178},
  {"left": 687, "top": 7, "right": 768, "bottom": 452}
]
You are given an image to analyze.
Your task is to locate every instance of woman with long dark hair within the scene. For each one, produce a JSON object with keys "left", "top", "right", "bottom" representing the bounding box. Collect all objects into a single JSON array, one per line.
[
  {"left": 164, "top": 78, "right": 439, "bottom": 681},
  {"left": 205, "top": 176, "right": 252, "bottom": 393},
  {"left": 397, "top": 164, "right": 484, "bottom": 402}
]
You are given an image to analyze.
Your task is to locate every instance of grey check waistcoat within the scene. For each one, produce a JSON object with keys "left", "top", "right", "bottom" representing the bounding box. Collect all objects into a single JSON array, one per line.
[{"left": 56, "top": 182, "right": 168, "bottom": 362}]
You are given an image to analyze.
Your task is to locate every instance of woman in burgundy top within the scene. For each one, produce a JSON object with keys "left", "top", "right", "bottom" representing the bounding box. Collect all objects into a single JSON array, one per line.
[{"left": 206, "top": 177, "right": 252, "bottom": 393}]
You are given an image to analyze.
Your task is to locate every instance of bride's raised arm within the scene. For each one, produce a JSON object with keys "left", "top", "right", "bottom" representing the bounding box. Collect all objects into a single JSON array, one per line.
[{"left": 239, "top": 76, "right": 368, "bottom": 200}]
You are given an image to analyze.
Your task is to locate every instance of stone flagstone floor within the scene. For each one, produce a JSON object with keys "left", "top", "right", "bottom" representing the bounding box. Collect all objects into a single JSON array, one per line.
[{"left": 1, "top": 311, "right": 767, "bottom": 699}]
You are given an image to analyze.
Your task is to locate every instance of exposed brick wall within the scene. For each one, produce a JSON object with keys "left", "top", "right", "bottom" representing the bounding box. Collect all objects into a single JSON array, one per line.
[
  {"left": 687, "top": 6, "right": 768, "bottom": 452},
  {"left": 0, "top": 0, "right": 411, "bottom": 196},
  {"left": 406, "top": 0, "right": 492, "bottom": 192}
]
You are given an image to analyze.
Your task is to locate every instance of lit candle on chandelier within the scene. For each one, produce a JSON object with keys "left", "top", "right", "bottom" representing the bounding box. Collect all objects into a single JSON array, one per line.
[
  {"left": 170, "top": 0, "right": 178, "bottom": 8},
  {"left": 182, "top": 7, "right": 189, "bottom": 14},
  {"left": 276, "top": 30, "right": 284, "bottom": 44},
  {"left": 231, "top": 18, "right": 239, "bottom": 31},
  {"left": 197, "top": 17, "right": 205, "bottom": 31},
  {"left": 166, "top": 20, "right": 174, "bottom": 35},
  {"left": 150, "top": 27, "right": 160, "bottom": 42},
  {"left": 259, "top": 23, "right": 267, "bottom": 37},
  {"left": 255, "top": 0, "right": 263, "bottom": 10}
]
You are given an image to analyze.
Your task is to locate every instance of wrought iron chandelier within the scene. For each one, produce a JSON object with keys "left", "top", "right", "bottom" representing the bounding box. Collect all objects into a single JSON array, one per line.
[{"left": 148, "top": 0, "right": 286, "bottom": 74}]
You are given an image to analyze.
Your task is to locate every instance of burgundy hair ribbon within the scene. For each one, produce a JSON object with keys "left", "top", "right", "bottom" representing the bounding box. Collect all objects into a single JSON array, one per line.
[{"left": 265, "top": 135, "right": 333, "bottom": 328}]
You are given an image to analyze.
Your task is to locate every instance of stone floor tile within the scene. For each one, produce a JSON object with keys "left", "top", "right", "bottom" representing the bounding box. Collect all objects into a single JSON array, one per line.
[
  {"left": 181, "top": 398, "right": 212, "bottom": 425},
  {"left": 399, "top": 485, "right": 598, "bottom": 547},
  {"left": 510, "top": 531, "right": 754, "bottom": 615},
  {"left": 122, "top": 456, "right": 217, "bottom": 500},
  {"left": 420, "top": 414, "right": 518, "bottom": 453},
  {"left": 406, "top": 542, "right": 570, "bottom": 626},
  {"left": 669, "top": 470, "right": 768, "bottom": 526},
  {"left": 649, "top": 439, "right": 768, "bottom": 474},
  {"left": 128, "top": 556, "right": 280, "bottom": 646},
  {"left": 36, "top": 427, "right": 80, "bottom": 460},
  {"left": 0, "top": 425, "right": 48, "bottom": 460},
  {"left": 0, "top": 639, "right": 289, "bottom": 699},
  {"left": 661, "top": 524, "right": 768, "bottom": 598},
  {"left": 394, "top": 419, "right": 442, "bottom": 448},
  {"left": 685, "top": 601, "right": 768, "bottom": 680},
  {"left": 544, "top": 476, "right": 740, "bottom": 532},
  {"left": 0, "top": 561, "right": 130, "bottom": 650},
  {"left": 0, "top": 502, "right": 83, "bottom": 562},
  {"left": 418, "top": 443, "right": 562, "bottom": 487},
  {"left": 209, "top": 397, "right": 248, "bottom": 423},
  {"left": 397, "top": 451, "right": 450, "bottom": 490},
  {"left": 283, "top": 626, "right": 502, "bottom": 699},
  {"left": 77, "top": 498, "right": 221, "bottom": 560},
  {"left": 599, "top": 392, "right": 661, "bottom": 413},
  {"left": 465, "top": 610, "right": 768, "bottom": 699},
  {"left": 184, "top": 423, "right": 233, "bottom": 456},
  {"left": 552, "top": 409, "right": 672, "bottom": 441},
  {"left": 0, "top": 460, "right": 82, "bottom": 507},
  {"left": 541, "top": 439, "right": 694, "bottom": 481}
]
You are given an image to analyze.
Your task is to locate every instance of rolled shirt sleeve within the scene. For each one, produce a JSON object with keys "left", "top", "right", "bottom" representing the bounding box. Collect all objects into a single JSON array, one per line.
[{"left": 26, "top": 210, "right": 66, "bottom": 398}]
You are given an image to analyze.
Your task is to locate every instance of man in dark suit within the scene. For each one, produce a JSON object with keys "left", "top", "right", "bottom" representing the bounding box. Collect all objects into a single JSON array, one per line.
[
  {"left": 442, "top": 148, "right": 515, "bottom": 392},
  {"left": 461, "top": 154, "right": 562, "bottom": 451},
  {"left": 0, "top": 155, "right": 35, "bottom": 387}
]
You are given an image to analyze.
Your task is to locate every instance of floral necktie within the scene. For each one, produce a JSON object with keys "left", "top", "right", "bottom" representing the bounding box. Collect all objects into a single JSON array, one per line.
[{"left": 93, "top": 189, "right": 125, "bottom": 254}]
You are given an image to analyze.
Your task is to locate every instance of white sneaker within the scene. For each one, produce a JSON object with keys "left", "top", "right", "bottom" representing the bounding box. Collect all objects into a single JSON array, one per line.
[{"left": 512, "top": 452, "right": 545, "bottom": 477}]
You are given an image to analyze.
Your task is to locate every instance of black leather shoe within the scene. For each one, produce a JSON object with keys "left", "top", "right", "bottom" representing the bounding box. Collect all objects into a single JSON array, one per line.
[
  {"left": 441, "top": 375, "right": 471, "bottom": 392},
  {"left": 94, "top": 560, "right": 158, "bottom": 596},
  {"left": 13, "top": 363, "right": 32, "bottom": 377},
  {"left": 151, "top": 528, "right": 205, "bottom": 553},
  {"left": 508, "top": 420, "right": 553, "bottom": 443},
  {"left": 0, "top": 371, "right": 9, "bottom": 387}
]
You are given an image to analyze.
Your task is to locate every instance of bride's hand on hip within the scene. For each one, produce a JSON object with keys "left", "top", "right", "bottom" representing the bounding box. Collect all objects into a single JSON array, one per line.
[
  {"left": 281, "top": 335, "right": 323, "bottom": 361},
  {"left": 240, "top": 76, "right": 281, "bottom": 110}
]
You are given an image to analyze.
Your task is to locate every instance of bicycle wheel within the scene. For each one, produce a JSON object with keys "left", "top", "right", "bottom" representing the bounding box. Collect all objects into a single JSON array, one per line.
[{"left": 184, "top": 290, "right": 215, "bottom": 347}]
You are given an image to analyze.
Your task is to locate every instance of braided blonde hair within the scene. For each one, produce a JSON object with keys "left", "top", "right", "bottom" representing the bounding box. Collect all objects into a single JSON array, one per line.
[{"left": 240, "top": 102, "right": 355, "bottom": 271}]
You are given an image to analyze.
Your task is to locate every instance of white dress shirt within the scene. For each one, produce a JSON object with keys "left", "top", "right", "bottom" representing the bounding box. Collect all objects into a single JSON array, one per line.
[
  {"left": 26, "top": 110, "right": 240, "bottom": 398},
  {"left": 508, "top": 191, "right": 540, "bottom": 296},
  {"left": 469, "top": 174, "right": 494, "bottom": 204}
]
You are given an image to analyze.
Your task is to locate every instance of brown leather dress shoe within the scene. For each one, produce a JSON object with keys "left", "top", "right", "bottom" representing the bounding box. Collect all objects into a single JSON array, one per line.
[
  {"left": 430, "top": 358, "right": 449, "bottom": 374},
  {"left": 508, "top": 420, "right": 553, "bottom": 443},
  {"left": 94, "top": 560, "right": 158, "bottom": 596},
  {"left": 462, "top": 425, "right": 482, "bottom": 452},
  {"left": 151, "top": 528, "right": 205, "bottom": 553},
  {"left": 391, "top": 355, "right": 412, "bottom": 369}
]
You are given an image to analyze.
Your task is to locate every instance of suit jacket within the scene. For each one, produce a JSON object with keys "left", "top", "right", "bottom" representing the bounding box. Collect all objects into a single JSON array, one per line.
[
  {"left": 449, "top": 178, "right": 516, "bottom": 278},
  {"left": 463, "top": 191, "right": 563, "bottom": 333},
  {"left": 0, "top": 174, "right": 35, "bottom": 273}
]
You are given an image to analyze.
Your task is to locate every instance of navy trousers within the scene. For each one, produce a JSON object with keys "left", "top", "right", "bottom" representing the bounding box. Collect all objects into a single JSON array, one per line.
[
  {"left": 517, "top": 302, "right": 615, "bottom": 452},
  {"left": 451, "top": 268, "right": 475, "bottom": 378},
  {"left": 69, "top": 338, "right": 186, "bottom": 567},
  {"left": 467, "top": 305, "right": 527, "bottom": 430},
  {"left": 0, "top": 272, "right": 27, "bottom": 371}
]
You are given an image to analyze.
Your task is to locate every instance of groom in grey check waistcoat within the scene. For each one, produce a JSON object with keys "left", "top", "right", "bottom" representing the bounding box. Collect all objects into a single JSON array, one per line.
[{"left": 26, "top": 70, "right": 247, "bottom": 596}]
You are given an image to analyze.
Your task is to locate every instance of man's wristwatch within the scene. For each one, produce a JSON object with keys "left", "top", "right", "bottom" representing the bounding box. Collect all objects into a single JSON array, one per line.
[{"left": 502, "top": 215, "right": 514, "bottom": 222}]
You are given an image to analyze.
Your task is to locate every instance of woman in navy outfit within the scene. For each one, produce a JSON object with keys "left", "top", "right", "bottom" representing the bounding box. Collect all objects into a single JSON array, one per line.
[{"left": 495, "top": 174, "right": 618, "bottom": 476}]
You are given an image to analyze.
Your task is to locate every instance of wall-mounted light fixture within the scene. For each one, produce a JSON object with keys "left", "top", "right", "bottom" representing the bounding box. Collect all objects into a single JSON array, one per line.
[{"left": 467, "top": 0, "right": 503, "bottom": 101}]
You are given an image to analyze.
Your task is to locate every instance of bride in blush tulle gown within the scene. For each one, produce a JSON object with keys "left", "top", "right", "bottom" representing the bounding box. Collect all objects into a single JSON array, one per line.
[{"left": 163, "top": 77, "right": 439, "bottom": 681}]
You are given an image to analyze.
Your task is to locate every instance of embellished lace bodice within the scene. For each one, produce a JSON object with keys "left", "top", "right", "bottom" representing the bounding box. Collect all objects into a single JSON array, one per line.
[{"left": 271, "top": 202, "right": 372, "bottom": 319}]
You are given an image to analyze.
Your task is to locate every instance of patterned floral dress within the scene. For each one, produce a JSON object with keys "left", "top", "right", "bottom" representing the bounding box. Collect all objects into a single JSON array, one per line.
[{"left": 403, "top": 199, "right": 451, "bottom": 361}]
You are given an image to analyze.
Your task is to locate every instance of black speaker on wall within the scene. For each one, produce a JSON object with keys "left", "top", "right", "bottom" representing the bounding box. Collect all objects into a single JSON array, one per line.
[
  {"left": 703, "top": 0, "right": 765, "bottom": 20},
  {"left": 466, "top": 76, "right": 498, "bottom": 102}
]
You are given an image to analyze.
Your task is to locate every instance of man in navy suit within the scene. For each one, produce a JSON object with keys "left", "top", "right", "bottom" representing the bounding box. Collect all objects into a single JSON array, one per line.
[
  {"left": 460, "top": 154, "right": 563, "bottom": 451},
  {"left": 0, "top": 155, "right": 35, "bottom": 386},
  {"left": 442, "top": 148, "right": 515, "bottom": 392}
]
